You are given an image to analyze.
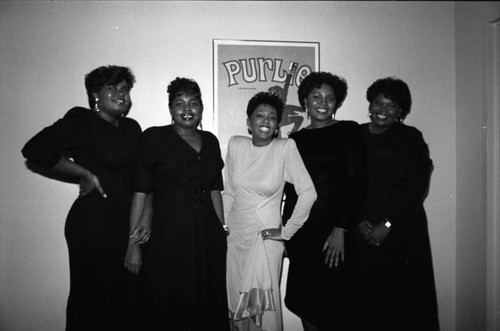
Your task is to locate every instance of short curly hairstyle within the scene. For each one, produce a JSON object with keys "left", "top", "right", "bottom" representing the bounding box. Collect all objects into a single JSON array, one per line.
[
  {"left": 85, "top": 65, "right": 135, "bottom": 109},
  {"left": 297, "top": 72, "right": 348, "bottom": 113},
  {"left": 167, "top": 77, "right": 203, "bottom": 109},
  {"left": 246, "top": 91, "right": 284, "bottom": 125},
  {"left": 366, "top": 77, "right": 412, "bottom": 120}
]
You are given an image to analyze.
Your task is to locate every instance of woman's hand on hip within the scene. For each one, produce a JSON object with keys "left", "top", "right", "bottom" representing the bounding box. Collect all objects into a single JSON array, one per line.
[
  {"left": 260, "top": 228, "right": 283, "bottom": 241},
  {"left": 79, "top": 172, "right": 107, "bottom": 198}
]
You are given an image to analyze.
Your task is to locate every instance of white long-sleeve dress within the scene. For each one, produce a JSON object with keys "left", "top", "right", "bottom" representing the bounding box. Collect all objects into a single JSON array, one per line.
[{"left": 224, "top": 136, "right": 317, "bottom": 331}]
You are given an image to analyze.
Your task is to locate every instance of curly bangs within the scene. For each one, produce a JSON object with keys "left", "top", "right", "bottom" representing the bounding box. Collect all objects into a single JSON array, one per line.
[
  {"left": 84, "top": 65, "right": 135, "bottom": 108},
  {"left": 366, "top": 77, "right": 412, "bottom": 120},
  {"left": 246, "top": 92, "right": 284, "bottom": 124},
  {"left": 167, "top": 77, "right": 203, "bottom": 109},
  {"left": 297, "top": 72, "right": 348, "bottom": 111}
]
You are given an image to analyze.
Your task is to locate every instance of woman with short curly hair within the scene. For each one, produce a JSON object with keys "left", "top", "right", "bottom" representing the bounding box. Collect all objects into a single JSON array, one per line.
[
  {"left": 353, "top": 77, "right": 439, "bottom": 331},
  {"left": 22, "top": 65, "right": 142, "bottom": 330},
  {"left": 126, "top": 77, "right": 230, "bottom": 330},
  {"left": 225, "top": 91, "right": 317, "bottom": 331},
  {"left": 282, "top": 71, "right": 366, "bottom": 331}
]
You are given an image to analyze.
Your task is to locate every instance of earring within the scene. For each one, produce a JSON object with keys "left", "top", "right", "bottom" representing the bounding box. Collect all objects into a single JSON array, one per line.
[
  {"left": 397, "top": 111, "right": 403, "bottom": 122},
  {"left": 306, "top": 110, "right": 310, "bottom": 120},
  {"left": 198, "top": 121, "right": 203, "bottom": 130},
  {"left": 95, "top": 98, "right": 100, "bottom": 112},
  {"left": 247, "top": 127, "right": 252, "bottom": 135}
]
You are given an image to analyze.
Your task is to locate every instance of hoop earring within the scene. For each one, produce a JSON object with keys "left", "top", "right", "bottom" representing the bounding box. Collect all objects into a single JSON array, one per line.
[{"left": 95, "top": 98, "right": 100, "bottom": 112}]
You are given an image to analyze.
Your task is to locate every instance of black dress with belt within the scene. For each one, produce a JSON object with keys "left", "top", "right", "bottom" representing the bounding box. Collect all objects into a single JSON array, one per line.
[
  {"left": 133, "top": 125, "right": 229, "bottom": 331},
  {"left": 282, "top": 121, "right": 366, "bottom": 330},
  {"left": 22, "top": 107, "right": 142, "bottom": 331},
  {"left": 353, "top": 122, "right": 439, "bottom": 331}
]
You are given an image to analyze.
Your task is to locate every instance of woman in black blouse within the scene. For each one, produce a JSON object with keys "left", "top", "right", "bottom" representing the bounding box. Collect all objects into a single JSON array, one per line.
[
  {"left": 282, "top": 72, "right": 366, "bottom": 331},
  {"left": 353, "top": 77, "right": 439, "bottom": 331},
  {"left": 21, "top": 65, "right": 142, "bottom": 331},
  {"left": 125, "top": 77, "right": 230, "bottom": 331}
]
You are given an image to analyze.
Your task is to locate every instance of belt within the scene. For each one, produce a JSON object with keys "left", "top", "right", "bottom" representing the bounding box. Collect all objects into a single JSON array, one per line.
[{"left": 158, "top": 187, "right": 210, "bottom": 204}]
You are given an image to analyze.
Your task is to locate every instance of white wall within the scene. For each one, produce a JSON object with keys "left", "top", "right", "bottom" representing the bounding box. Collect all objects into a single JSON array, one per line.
[
  {"left": 455, "top": 3, "right": 500, "bottom": 331},
  {"left": 0, "top": 1, "right": 482, "bottom": 330}
]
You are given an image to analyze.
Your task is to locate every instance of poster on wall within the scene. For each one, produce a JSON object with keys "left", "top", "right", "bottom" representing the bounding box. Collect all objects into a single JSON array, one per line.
[{"left": 213, "top": 39, "right": 320, "bottom": 152}]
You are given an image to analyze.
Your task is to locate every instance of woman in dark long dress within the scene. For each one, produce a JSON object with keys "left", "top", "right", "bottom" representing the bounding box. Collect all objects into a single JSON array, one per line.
[
  {"left": 21, "top": 65, "right": 141, "bottom": 330},
  {"left": 353, "top": 77, "right": 439, "bottom": 331},
  {"left": 124, "top": 77, "right": 230, "bottom": 330},
  {"left": 282, "top": 72, "right": 366, "bottom": 331}
]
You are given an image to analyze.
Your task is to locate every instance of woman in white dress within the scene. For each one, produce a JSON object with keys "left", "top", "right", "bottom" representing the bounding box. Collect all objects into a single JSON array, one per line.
[{"left": 224, "top": 92, "right": 317, "bottom": 331}]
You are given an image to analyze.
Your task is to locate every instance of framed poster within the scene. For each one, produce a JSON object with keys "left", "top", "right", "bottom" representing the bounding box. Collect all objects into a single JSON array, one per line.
[{"left": 213, "top": 39, "right": 320, "bottom": 151}]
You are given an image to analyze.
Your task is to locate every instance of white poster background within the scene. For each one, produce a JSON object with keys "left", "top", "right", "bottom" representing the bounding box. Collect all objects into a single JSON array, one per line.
[{"left": 213, "top": 39, "right": 319, "bottom": 153}]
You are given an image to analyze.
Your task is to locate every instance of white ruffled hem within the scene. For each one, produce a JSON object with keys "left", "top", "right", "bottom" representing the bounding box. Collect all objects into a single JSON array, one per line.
[{"left": 232, "top": 288, "right": 275, "bottom": 327}]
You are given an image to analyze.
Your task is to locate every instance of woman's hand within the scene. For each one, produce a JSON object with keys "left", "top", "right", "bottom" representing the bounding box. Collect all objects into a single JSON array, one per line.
[
  {"left": 366, "top": 222, "right": 390, "bottom": 246},
  {"left": 79, "top": 172, "right": 107, "bottom": 198},
  {"left": 357, "top": 220, "right": 372, "bottom": 240},
  {"left": 260, "top": 228, "right": 283, "bottom": 241},
  {"left": 323, "top": 227, "right": 345, "bottom": 269},
  {"left": 124, "top": 244, "right": 142, "bottom": 274},
  {"left": 49, "top": 157, "right": 107, "bottom": 198},
  {"left": 129, "top": 225, "right": 151, "bottom": 245}
]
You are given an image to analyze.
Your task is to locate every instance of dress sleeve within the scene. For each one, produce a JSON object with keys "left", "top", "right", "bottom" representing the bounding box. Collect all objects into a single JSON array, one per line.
[
  {"left": 208, "top": 133, "right": 224, "bottom": 191},
  {"left": 281, "top": 139, "right": 317, "bottom": 240},
  {"left": 222, "top": 137, "right": 236, "bottom": 221},
  {"left": 386, "top": 127, "right": 433, "bottom": 226},
  {"left": 335, "top": 123, "right": 367, "bottom": 230},
  {"left": 132, "top": 129, "right": 155, "bottom": 193},
  {"left": 21, "top": 108, "right": 91, "bottom": 168}
]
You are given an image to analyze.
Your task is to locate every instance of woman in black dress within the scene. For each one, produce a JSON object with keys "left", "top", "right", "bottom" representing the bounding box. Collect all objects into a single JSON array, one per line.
[
  {"left": 282, "top": 72, "right": 366, "bottom": 331},
  {"left": 21, "top": 65, "right": 141, "bottom": 330},
  {"left": 354, "top": 77, "right": 439, "bottom": 331},
  {"left": 125, "top": 77, "right": 230, "bottom": 330}
]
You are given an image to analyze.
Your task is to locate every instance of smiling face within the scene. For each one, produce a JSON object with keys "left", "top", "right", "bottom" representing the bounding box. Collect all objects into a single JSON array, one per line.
[
  {"left": 368, "top": 93, "right": 402, "bottom": 133},
  {"left": 170, "top": 93, "right": 203, "bottom": 130},
  {"left": 93, "top": 80, "right": 132, "bottom": 121},
  {"left": 247, "top": 104, "right": 278, "bottom": 147},
  {"left": 304, "top": 84, "right": 337, "bottom": 126}
]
